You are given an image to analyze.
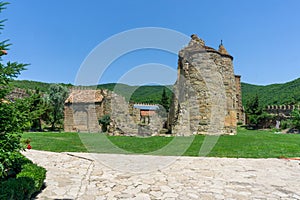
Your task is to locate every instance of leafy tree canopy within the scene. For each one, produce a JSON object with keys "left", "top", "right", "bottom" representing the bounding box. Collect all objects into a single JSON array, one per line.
[
  {"left": 45, "top": 84, "right": 68, "bottom": 130},
  {"left": 0, "top": 1, "right": 31, "bottom": 178},
  {"left": 160, "top": 88, "right": 169, "bottom": 112}
]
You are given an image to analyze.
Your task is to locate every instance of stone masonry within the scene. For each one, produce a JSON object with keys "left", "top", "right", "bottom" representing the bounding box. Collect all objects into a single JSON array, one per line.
[
  {"left": 168, "top": 35, "right": 242, "bottom": 135},
  {"left": 23, "top": 150, "right": 300, "bottom": 200},
  {"left": 64, "top": 34, "right": 243, "bottom": 135},
  {"left": 235, "top": 75, "right": 245, "bottom": 124},
  {"left": 265, "top": 105, "right": 300, "bottom": 118},
  {"left": 64, "top": 89, "right": 112, "bottom": 133},
  {"left": 64, "top": 89, "right": 163, "bottom": 135}
]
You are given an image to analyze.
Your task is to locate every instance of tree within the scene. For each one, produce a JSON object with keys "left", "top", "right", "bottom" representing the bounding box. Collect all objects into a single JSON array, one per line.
[
  {"left": 245, "top": 94, "right": 276, "bottom": 129},
  {"left": 160, "top": 88, "right": 169, "bottom": 112},
  {"left": 245, "top": 95, "right": 261, "bottom": 126},
  {"left": 245, "top": 94, "right": 262, "bottom": 116},
  {"left": 26, "top": 88, "right": 47, "bottom": 131},
  {"left": 245, "top": 94, "right": 265, "bottom": 128},
  {"left": 0, "top": 1, "right": 29, "bottom": 178},
  {"left": 291, "top": 109, "right": 300, "bottom": 129},
  {"left": 46, "top": 84, "right": 68, "bottom": 130},
  {"left": 98, "top": 114, "right": 111, "bottom": 132}
]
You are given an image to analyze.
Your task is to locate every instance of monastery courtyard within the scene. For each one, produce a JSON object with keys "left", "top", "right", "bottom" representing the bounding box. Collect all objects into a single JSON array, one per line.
[{"left": 23, "top": 150, "right": 300, "bottom": 200}]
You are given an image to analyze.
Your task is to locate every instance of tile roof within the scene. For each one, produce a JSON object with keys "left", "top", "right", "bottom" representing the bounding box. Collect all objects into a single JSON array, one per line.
[{"left": 65, "top": 90, "right": 105, "bottom": 103}]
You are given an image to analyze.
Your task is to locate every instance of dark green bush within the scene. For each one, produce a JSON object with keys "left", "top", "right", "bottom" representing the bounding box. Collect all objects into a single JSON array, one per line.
[
  {"left": 99, "top": 115, "right": 111, "bottom": 132},
  {"left": 0, "top": 152, "right": 32, "bottom": 179},
  {"left": 0, "top": 177, "right": 35, "bottom": 200},
  {"left": 0, "top": 163, "right": 46, "bottom": 200},
  {"left": 280, "top": 119, "right": 293, "bottom": 129},
  {"left": 17, "top": 163, "right": 46, "bottom": 192},
  {"left": 291, "top": 109, "right": 300, "bottom": 129},
  {"left": 9, "top": 153, "right": 32, "bottom": 174}
]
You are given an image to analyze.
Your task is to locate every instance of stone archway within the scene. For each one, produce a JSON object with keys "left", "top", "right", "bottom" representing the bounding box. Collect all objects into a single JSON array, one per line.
[{"left": 73, "top": 106, "right": 89, "bottom": 132}]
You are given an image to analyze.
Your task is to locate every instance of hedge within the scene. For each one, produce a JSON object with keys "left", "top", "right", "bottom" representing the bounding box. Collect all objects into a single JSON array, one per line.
[
  {"left": 0, "top": 176, "right": 35, "bottom": 200},
  {"left": 0, "top": 163, "right": 46, "bottom": 200},
  {"left": 17, "top": 163, "right": 46, "bottom": 192}
]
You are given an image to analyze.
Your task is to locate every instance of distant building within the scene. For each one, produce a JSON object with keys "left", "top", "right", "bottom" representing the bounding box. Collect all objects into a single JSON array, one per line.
[
  {"left": 133, "top": 104, "right": 159, "bottom": 124},
  {"left": 64, "top": 89, "right": 162, "bottom": 135},
  {"left": 64, "top": 89, "right": 111, "bottom": 132}
]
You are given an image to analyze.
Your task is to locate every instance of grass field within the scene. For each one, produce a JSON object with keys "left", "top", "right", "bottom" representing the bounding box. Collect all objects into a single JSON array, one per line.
[{"left": 22, "top": 128, "right": 300, "bottom": 158}]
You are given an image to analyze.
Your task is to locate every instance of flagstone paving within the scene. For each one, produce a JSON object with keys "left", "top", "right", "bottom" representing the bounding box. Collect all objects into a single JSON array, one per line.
[{"left": 22, "top": 150, "right": 300, "bottom": 200}]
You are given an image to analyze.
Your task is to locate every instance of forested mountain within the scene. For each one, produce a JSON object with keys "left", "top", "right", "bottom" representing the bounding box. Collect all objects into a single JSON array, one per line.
[
  {"left": 96, "top": 83, "right": 173, "bottom": 103},
  {"left": 11, "top": 80, "right": 73, "bottom": 93},
  {"left": 241, "top": 78, "right": 300, "bottom": 107},
  {"left": 12, "top": 78, "right": 300, "bottom": 107}
]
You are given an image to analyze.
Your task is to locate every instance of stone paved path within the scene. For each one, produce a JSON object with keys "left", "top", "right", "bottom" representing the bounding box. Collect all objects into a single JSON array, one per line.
[{"left": 22, "top": 150, "right": 300, "bottom": 200}]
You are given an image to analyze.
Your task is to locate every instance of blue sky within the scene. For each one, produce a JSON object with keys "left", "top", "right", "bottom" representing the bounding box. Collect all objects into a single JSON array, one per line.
[{"left": 2, "top": 0, "right": 300, "bottom": 85}]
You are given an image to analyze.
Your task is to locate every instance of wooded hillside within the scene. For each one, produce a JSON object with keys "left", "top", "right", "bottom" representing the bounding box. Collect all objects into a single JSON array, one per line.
[{"left": 12, "top": 78, "right": 300, "bottom": 107}]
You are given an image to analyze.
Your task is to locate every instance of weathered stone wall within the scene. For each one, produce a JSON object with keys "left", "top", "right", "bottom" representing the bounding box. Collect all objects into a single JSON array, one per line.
[
  {"left": 64, "top": 104, "right": 75, "bottom": 132},
  {"left": 64, "top": 35, "right": 243, "bottom": 136},
  {"left": 108, "top": 93, "right": 139, "bottom": 135},
  {"left": 235, "top": 75, "right": 245, "bottom": 124},
  {"left": 64, "top": 103, "right": 102, "bottom": 133},
  {"left": 168, "top": 35, "right": 240, "bottom": 135},
  {"left": 64, "top": 89, "right": 111, "bottom": 133},
  {"left": 128, "top": 102, "right": 141, "bottom": 123},
  {"left": 64, "top": 89, "right": 164, "bottom": 135},
  {"left": 108, "top": 95, "right": 164, "bottom": 136}
]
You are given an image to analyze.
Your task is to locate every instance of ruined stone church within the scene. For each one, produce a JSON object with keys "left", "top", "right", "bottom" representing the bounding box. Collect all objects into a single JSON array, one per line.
[
  {"left": 64, "top": 34, "right": 244, "bottom": 135},
  {"left": 168, "top": 34, "right": 243, "bottom": 135}
]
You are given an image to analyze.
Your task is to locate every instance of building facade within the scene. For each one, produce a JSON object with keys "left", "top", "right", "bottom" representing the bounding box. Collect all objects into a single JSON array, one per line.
[
  {"left": 168, "top": 35, "right": 243, "bottom": 135},
  {"left": 64, "top": 34, "right": 244, "bottom": 135}
]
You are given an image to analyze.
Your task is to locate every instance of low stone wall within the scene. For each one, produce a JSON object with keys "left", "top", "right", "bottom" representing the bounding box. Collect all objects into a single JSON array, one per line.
[{"left": 265, "top": 105, "right": 300, "bottom": 117}]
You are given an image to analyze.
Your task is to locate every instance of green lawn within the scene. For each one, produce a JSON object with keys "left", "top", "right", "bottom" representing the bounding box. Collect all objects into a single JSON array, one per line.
[
  {"left": 22, "top": 132, "right": 87, "bottom": 152},
  {"left": 22, "top": 128, "right": 300, "bottom": 158}
]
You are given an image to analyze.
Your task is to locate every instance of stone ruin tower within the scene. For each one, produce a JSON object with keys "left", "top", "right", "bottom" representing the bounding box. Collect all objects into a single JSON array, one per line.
[{"left": 168, "top": 34, "right": 242, "bottom": 135}]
